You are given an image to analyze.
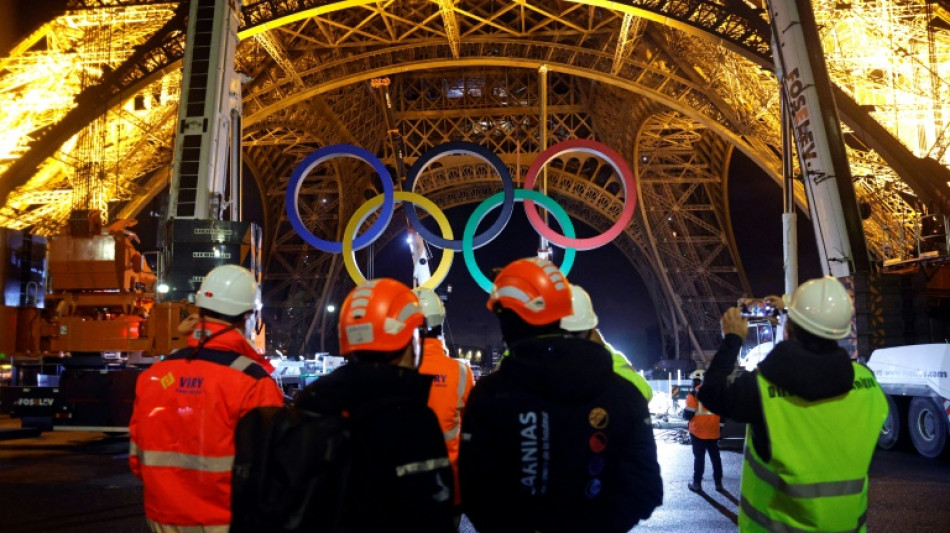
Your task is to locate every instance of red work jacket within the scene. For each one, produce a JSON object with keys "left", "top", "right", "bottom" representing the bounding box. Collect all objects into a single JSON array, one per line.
[
  {"left": 418, "top": 336, "right": 475, "bottom": 505},
  {"left": 129, "top": 325, "right": 283, "bottom": 528}
]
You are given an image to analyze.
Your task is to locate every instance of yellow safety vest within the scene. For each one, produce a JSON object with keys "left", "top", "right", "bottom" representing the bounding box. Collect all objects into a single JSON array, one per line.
[{"left": 739, "top": 363, "right": 888, "bottom": 533}]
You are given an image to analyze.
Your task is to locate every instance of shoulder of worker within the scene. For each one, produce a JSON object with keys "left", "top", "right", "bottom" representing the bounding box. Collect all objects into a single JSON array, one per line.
[
  {"left": 757, "top": 340, "right": 855, "bottom": 402},
  {"left": 296, "top": 362, "right": 432, "bottom": 414}
]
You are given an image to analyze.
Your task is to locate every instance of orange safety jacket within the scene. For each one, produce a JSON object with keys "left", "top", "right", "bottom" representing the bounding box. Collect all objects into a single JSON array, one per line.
[
  {"left": 686, "top": 385, "right": 721, "bottom": 439},
  {"left": 418, "top": 336, "right": 474, "bottom": 506},
  {"left": 129, "top": 326, "right": 284, "bottom": 530}
]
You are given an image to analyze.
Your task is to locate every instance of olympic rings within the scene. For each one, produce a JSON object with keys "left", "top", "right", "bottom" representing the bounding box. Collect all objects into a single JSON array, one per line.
[
  {"left": 404, "top": 141, "right": 515, "bottom": 251},
  {"left": 342, "top": 191, "right": 454, "bottom": 290},
  {"left": 285, "top": 144, "right": 395, "bottom": 254},
  {"left": 523, "top": 139, "right": 637, "bottom": 251},
  {"left": 463, "top": 189, "right": 577, "bottom": 292},
  {"left": 285, "top": 140, "right": 636, "bottom": 291}
]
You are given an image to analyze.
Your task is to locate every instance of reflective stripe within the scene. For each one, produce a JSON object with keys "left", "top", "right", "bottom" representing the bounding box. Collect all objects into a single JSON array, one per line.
[
  {"left": 744, "top": 449, "right": 866, "bottom": 498},
  {"left": 230, "top": 355, "right": 254, "bottom": 373},
  {"left": 129, "top": 441, "right": 139, "bottom": 455},
  {"left": 493, "top": 286, "right": 531, "bottom": 303},
  {"left": 395, "top": 457, "right": 451, "bottom": 477},
  {"left": 444, "top": 425, "right": 460, "bottom": 441},
  {"left": 740, "top": 496, "right": 866, "bottom": 533},
  {"left": 396, "top": 301, "right": 421, "bottom": 323},
  {"left": 146, "top": 518, "right": 229, "bottom": 533},
  {"left": 138, "top": 449, "right": 234, "bottom": 473}
]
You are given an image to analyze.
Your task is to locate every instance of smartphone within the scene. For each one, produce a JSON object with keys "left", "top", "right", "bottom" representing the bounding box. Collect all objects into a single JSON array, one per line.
[{"left": 738, "top": 298, "right": 777, "bottom": 319}]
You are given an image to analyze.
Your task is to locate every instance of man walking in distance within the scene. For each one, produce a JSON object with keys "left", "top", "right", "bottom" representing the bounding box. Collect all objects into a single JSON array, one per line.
[
  {"left": 129, "top": 265, "right": 284, "bottom": 532},
  {"left": 699, "top": 277, "right": 888, "bottom": 532},
  {"left": 294, "top": 279, "right": 456, "bottom": 532},
  {"left": 460, "top": 258, "right": 662, "bottom": 533},
  {"left": 414, "top": 286, "right": 474, "bottom": 528},
  {"left": 684, "top": 369, "right": 723, "bottom": 493}
]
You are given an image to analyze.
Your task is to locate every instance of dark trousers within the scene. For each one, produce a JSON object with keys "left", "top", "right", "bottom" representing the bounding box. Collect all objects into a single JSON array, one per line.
[{"left": 690, "top": 434, "right": 722, "bottom": 484}]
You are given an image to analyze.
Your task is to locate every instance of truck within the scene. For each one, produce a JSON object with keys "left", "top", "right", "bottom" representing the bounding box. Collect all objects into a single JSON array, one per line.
[{"left": 868, "top": 344, "right": 950, "bottom": 458}]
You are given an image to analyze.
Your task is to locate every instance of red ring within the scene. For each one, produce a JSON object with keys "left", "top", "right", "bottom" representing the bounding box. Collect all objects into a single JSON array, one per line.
[{"left": 523, "top": 139, "right": 637, "bottom": 251}]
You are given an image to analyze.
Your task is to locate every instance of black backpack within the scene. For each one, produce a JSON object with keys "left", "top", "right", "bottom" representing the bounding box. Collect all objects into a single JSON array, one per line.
[{"left": 231, "top": 402, "right": 382, "bottom": 533}]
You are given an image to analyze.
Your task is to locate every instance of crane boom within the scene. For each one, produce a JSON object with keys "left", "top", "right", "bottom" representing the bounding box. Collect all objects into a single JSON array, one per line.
[{"left": 766, "top": 0, "right": 870, "bottom": 278}]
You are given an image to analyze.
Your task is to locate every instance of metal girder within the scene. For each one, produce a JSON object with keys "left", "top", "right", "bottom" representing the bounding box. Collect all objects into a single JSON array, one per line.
[
  {"left": 2, "top": 0, "right": 949, "bottom": 358},
  {"left": 635, "top": 110, "right": 749, "bottom": 362}
]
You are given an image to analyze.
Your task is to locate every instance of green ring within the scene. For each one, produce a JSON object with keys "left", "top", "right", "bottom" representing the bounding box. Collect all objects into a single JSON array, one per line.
[{"left": 463, "top": 189, "right": 576, "bottom": 292}]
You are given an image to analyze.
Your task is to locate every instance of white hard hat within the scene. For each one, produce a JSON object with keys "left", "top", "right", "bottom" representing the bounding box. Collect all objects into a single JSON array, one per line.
[
  {"left": 689, "top": 369, "right": 705, "bottom": 380},
  {"left": 787, "top": 276, "right": 852, "bottom": 340},
  {"left": 413, "top": 286, "right": 445, "bottom": 329},
  {"left": 195, "top": 264, "right": 260, "bottom": 317},
  {"left": 560, "top": 284, "right": 598, "bottom": 332}
]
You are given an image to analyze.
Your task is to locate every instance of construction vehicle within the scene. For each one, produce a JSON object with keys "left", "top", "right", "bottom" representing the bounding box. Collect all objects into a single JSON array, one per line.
[
  {"left": 0, "top": 212, "right": 192, "bottom": 431},
  {"left": 0, "top": 0, "right": 260, "bottom": 432},
  {"left": 868, "top": 343, "right": 950, "bottom": 458}
]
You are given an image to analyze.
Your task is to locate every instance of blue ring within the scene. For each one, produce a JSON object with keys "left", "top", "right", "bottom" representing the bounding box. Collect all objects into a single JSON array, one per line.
[
  {"left": 285, "top": 144, "right": 395, "bottom": 253},
  {"left": 404, "top": 141, "right": 515, "bottom": 251}
]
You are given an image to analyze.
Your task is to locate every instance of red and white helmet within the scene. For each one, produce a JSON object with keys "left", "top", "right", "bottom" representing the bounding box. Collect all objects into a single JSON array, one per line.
[
  {"left": 339, "top": 278, "right": 425, "bottom": 355},
  {"left": 486, "top": 258, "right": 572, "bottom": 326}
]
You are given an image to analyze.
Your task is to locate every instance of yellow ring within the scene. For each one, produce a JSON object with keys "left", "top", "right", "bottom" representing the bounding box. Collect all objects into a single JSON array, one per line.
[{"left": 342, "top": 191, "right": 454, "bottom": 290}]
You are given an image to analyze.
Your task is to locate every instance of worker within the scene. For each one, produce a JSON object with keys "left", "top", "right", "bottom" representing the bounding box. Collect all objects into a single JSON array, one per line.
[
  {"left": 414, "top": 286, "right": 475, "bottom": 529},
  {"left": 684, "top": 369, "right": 723, "bottom": 493},
  {"left": 560, "top": 283, "right": 653, "bottom": 401},
  {"left": 129, "top": 264, "right": 285, "bottom": 532},
  {"left": 293, "top": 278, "right": 456, "bottom": 532},
  {"left": 459, "top": 258, "right": 662, "bottom": 533},
  {"left": 698, "top": 276, "right": 888, "bottom": 532}
]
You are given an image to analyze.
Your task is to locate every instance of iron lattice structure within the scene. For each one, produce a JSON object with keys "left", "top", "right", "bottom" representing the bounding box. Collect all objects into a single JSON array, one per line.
[{"left": 2, "top": 0, "right": 950, "bottom": 362}]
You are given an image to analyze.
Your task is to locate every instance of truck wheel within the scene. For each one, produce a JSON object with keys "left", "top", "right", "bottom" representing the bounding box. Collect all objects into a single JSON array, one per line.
[
  {"left": 878, "top": 395, "right": 901, "bottom": 450},
  {"left": 908, "top": 397, "right": 948, "bottom": 458}
]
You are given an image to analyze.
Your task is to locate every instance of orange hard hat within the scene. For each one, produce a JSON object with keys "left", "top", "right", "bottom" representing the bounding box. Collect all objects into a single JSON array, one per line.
[
  {"left": 486, "top": 258, "right": 572, "bottom": 325},
  {"left": 339, "top": 278, "right": 425, "bottom": 355}
]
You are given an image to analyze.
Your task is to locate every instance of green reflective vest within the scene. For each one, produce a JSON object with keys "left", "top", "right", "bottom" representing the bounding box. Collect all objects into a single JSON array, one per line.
[
  {"left": 602, "top": 341, "right": 653, "bottom": 402},
  {"left": 739, "top": 363, "right": 888, "bottom": 533}
]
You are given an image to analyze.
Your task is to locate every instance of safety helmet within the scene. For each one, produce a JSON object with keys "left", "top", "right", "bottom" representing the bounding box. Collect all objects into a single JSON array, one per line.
[
  {"left": 413, "top": 286, "right": 445, "bottom": 329},
  {"left": 486, "top": 258, "right": 572, "bottom": 326},
  {"left": 689, "top": 369, "right": 705, "bottom": 381},
  {"left": 560, "top": 284, "right": 599, "bottom": 332},
  {"left": 339, "top": 278, "right": 425, "bottom": 355},
  {"left": 195, "top": 264, "right": 260, "bottom": 316},
  {"left": 786, "top": 276, "right": 853, "bottom": 340}
]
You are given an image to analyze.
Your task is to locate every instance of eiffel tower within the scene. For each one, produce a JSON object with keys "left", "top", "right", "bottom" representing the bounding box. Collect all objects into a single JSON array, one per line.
[{"left": 1, "top": 0, "right": 949, "bottom": 363}]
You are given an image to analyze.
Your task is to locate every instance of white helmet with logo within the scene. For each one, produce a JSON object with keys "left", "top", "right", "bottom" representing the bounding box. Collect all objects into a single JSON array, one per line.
[
  {"left": 195, "top": 264, "right": 260, "bottom": 317},
  {"left": 560, "top": 284, "right": 599, "bottom": 332},
  {"left": 787, "top": 276, "right": 852, "bottom": 340},
  {"left": 689, "top": 369, "right": 705, "bottom": 381},
  {"left": 413, "top": 286, "right": 445, "bottom": 329}
]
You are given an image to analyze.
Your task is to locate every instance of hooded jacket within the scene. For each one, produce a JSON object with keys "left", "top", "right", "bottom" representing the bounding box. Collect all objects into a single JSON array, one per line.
[
  {"left": 697, "top": 334, "right": 856, "bottom": 461},
  {"left": 459, "top": 335, "right": 662, "bottom": 533},
  {"left": 293, "top": 362, "right": 456, "bottom": 533}
]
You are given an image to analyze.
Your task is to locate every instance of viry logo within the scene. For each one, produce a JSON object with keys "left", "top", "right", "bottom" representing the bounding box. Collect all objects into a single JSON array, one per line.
[
  {"left": 177, "top": 376, "right": 204, "bottom": 395},
  {"left": 160, "top": 372, "right": 175, "bottom": 390}
]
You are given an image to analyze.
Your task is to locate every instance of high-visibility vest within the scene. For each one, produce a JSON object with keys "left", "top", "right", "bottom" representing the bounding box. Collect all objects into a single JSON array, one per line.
[
  {"left": 686, "top": 385, "right": 720, "bottom": 439},
  {"left": 418, "top": 336, "right": 474, "bottom": 506},
  {"left": 739, "top": 363, "right": 888, "bottom": 532},
  {"left": 603, "top": 341, "right": 654, "bottom": 401}
]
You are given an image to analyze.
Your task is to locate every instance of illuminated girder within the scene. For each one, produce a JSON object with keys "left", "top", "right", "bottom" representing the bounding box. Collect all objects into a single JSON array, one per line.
[{"left": 2, "top": 1, "right": 950, "bottom": 356}]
